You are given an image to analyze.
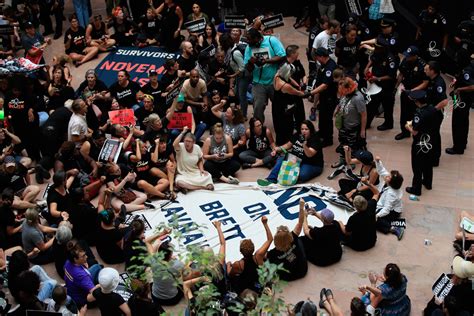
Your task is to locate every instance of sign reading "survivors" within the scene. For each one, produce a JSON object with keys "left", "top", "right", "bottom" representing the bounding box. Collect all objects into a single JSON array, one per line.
[{"left": 95, "top": 47, "right": 179, "bottom": 86}]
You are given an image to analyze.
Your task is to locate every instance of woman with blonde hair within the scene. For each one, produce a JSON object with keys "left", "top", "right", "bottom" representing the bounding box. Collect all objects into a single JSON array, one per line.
[
  {"left": 202, "top": 123, "right": 240, "bottom": 184},
  {"left": 267, "top": 199, "right": 308, "bottom": 281}
]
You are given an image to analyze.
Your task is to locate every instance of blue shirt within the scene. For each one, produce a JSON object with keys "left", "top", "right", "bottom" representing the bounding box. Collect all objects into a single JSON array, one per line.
[{"left": 244, "top": 36, "right": 286, "bottom": 85}]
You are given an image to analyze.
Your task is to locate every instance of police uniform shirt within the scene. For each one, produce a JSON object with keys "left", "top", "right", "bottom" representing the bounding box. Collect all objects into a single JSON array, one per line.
[
  {"left": 458, "top": 61, "right": 474, "bottom": 87},
  {"left": 418, "top": 10, "right": 447, "bottom": 44},
  {"left": 308, "top": 26, "right": 322, "bottom": 54},
  {"left": 370, "top": 52, "right": 399, "bottom": 81},
  {"left": 399, "top": 57, "right": 426, "bottom": 90},
  {"left": 426, "top": 75, "right": 447, "bottom": 106},
  {"left": 412, "top": 104, "right": 436, "bottom": 142},
  {"left": 335, "top": 36, "right": 361, "bottom": 68},
  {"left": 376, "top": 32, "right": 399, "bottom": 54},
  {"left": 316, "top": 58, "right": 338, "bottom": 98},
  {"left": 455, "top": 20, "right": 474, "bottom": 51}
]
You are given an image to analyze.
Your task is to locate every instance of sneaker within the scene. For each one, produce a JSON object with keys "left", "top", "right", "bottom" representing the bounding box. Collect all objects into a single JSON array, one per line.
[
  {"left": 309, "top": 107, "right": 316, "bottom": 121},
  {"left": 242, "top": 163, "right": 252, "bottom": 169},
  {"left": 391, "top": 227, "right": 405, "bottom": 240},
  {"left": 327, "top": 165, "right": 345, "bottom": 180},
  {"left": 228, "top": 176, "right": 240, "bottom": 185},
  {"left": 144, "top": 201, "right": 154, "bottom": 209},
  {"left": 257, "top": 179, "right": 273, "bottom": 186}
]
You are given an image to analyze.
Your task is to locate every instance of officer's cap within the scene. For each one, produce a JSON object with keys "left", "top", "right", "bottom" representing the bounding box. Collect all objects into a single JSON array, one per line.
[
  {"left": 408, "top": 90, "right": 427, "bottom": 100},
  {"left": 403, "top": 46, "right": 419, "bottom": 57},
  {"left": 380, "top": 18, "right": 395, "bottom": 28},
  {"left": 314, "top": 47, "right": 330, "bottom": 57}
]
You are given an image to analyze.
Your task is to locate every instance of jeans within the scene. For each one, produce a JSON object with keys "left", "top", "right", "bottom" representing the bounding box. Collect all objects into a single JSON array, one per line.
[
  {"left": 88, "top": 263, "right": 102, "bottom": 284},
  {"left": 252, "top": 83, "right": 274, "bottom": 123},
  {"left": 72, "top": 0, "right": 89, "bottom": 28},
  {"left": 236, "top": 74, "right": 251, "bottom": 118},
  {"left": 170, "top": 122, "right": 207, "bottom": 142},
  {"left": 376, "top": 210, "right": 400, "bottom": 234},
  {"left": 266, "top": 156, "right": 323, "bottom": 183},
  {"left": 318, "top": 3, "right": 336, "bottom": 19},
  {"left": 30, "top": 265, "right": 57, "bottom": 301}
]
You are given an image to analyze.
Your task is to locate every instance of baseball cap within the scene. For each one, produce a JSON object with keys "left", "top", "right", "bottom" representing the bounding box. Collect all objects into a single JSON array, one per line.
[
  {"left": 355, "top": 150, "right": 374, "bottom": 165},
  {"left": 403, "top": 46, "right": 419, "bottom": 57},
  {"left": 452, "top": 256, "right": 474, "bottom": 279},
  {"left": 177, "top": 93, "right": 185, "bottom": 103},
  {"left": 98, "top": 268, "right": 120, "bottom": 294},
  {"left": 408, "top": 90, "right": 427, "bottom": 100},
  {"left": 314, "top": 47, "right": 329, "bottom": 57},
  {"left": 23, "top": 21, "right": 34, "bottom": 29},
  {"left": 148, "top": 69, "right": 158, "bottom": 76},
  {"left": 4, "top": 156, "right": 15, "bottom": 168},
  {"left": 320, "top": 208, "right": 334, "bottom": 223}
]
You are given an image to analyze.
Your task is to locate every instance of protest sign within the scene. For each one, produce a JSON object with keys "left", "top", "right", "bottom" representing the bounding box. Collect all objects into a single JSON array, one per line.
[
  {"left": 390, "top": 218, "right": 406, "bottom": 228},
  {"left": 108, "top": 109, "right": 135, "bottom": 126},
  {"left": 261, "top": 14, "right": 284, "bottom": 31},
  {"left": 167, "top": 112, "right": 193, "bottom": 129},
  {"left": 432, "top": 273, "right": 454, "bottom": 302},
  {"left": 225, "top": 15, "right": 246, "bottom": 29},
  {"left": 98, "top": 138, "right": 123, "bottom": 163},
  {"left": 184, "top": 18, "right": 206, "bottom": 34}
]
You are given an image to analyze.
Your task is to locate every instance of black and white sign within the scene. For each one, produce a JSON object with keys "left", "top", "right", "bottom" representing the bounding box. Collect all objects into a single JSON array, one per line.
[
  {"left": 432, "top": 273, "right": 454, "bottom": 301},
  {"left": 165, "top": 83, "right": 182, "bottom": 106},
  {"left": 184, "top": 18, "right": 206, "bottom": 34},
  {"left": 125, "top": 213, "right": 153, "bottom": 231},
  {"left": 225, "top": 15, "right": 246, "bottom": 29},
  {"left": 390, "top": 218, "right": 406, "bottom": 228},
  {"left": 201, "top": 44, "right": 216, "bottom": 57},
  {"left": 98, "top": 139, "right": 123, "bottom": 163},
  {"left": 261, "top": 14, "right": 284, "bottom": 31}
]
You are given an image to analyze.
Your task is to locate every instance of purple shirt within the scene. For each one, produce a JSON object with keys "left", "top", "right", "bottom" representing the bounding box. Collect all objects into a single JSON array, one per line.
[{"left": 64, "top": 260, "right": 94, "bottom": 307}]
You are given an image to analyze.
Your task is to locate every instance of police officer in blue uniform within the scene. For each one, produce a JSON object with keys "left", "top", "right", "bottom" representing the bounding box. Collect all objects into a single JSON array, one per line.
[
  {"left": 454, "top": 12, "right": 474, "bottom": 56},
  {"left": 446, "top": 55, "right": 474, "bottom": 155},
  {"left": 364, "top": 38, "right": 399, "bottom": 130},
  {"left": 376, "top": 18, "right": 399, "bottom": 55},
  {"left": 394, "top": 46, "right": 427, "bottom": 140},
  {"left": 310, "top": 47, "right": 338, "bottom": 147},
  {"left": 405, "top": 90, "right": 437, "bottom": 196},
  {"left": 416, "top": 1, "right": 448, "bottom": 63}
]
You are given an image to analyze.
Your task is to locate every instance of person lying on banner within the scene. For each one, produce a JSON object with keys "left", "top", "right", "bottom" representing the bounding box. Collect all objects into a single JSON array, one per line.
[{"left": 257, "top": 120, "right": 324, "bottom": 186}]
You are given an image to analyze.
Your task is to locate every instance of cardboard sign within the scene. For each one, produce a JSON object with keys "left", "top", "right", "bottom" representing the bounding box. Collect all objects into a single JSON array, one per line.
[
  {"left": 432, "top": 273, "right": 454, "bottom": 301},
  {"left": 461, "top": 217, "right": 474, "bottom": 233},
  {"left": 108, "top": 109, "right": 135, "bottom": 126},
  {"left": 167, "top": 112, "right": 192, "bottom": 129},
  {"left": 125, "top": 213, "right": 152, "bottom": 231},
  {"left": 184, "top": 18, "right": 206, "bottom": 34},
  {"left": 261, "top": 14, "right": 284, "bottom": 31},
  {"left": 98, "top": 138, "right": 123, "bottom": 163},
  {"left": 225, "top": 15, "right": 246, "bottom": 29},
  {"left": 390, "top": 218, "right": 406, "bottom": 228},
  {"left": 201, "top": 44, "right": 216, "bottom": 57}
]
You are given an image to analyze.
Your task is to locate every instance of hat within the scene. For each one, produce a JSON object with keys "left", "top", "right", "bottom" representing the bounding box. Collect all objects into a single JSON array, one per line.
[
  {"left": 403, "top": 46, "right": 419, "bottom": 57},
  {"left": 23, "top": 21, "right": 34, "bottom": 29},
  {"left": 408, "top": 90, "right": 427, "bottom": 100},
  {"left": 314, "top": 47, "right": 329, "bottom": 57},
  {"left": 320, "top": 208, "right": 334, "bottom": 223},
  {"left": 176, "top": 93, "right": 185, "bottom": 103},
  {"left": 98, "top": 268, "right": 120, "bottom": 293},
  {"left": 85, "top": 69, "right": 96, "bottom": 77},
  {"left": 148, "top": 69, "right": 158, "bottom": 76},
  {"left": 380, "top": 18, "right": 395, "bottom": 28},
  {"left": 4, "top": 156, "right": 15, "bottom": 168},
  {"left": 452, "top": 256, "right": 474, "bottom": 279},
  {"left": 355, "top": 150, "right": 374, "bottom": 165}
]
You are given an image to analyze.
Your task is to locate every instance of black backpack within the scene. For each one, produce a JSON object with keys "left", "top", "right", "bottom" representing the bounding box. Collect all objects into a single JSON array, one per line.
[{"left": 231, "top": 42, "right": 248, "bottom": 64}]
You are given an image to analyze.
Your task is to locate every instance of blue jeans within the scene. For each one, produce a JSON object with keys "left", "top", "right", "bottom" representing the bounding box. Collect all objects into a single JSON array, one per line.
[
  {"left": 170, "top": 122, "right": 207, "bottom": 142},
  {"left": 88, "top": 264, "right": 102, "bottom": 284},
  {"left": 266, "top": 156, "right": 323, "bottom": 183},
  {"left": 30, "top": 265, "right": 57, "bottom": 300},
  {"left": 73, "top": 0, "right": 89, "bottom": 28},
  {"left": 236, "top": 75, "right": 251, "bottom": 118}
]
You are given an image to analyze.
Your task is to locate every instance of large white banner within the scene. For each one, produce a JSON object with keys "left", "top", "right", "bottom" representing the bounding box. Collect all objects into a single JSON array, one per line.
[{"left": 128, "top": 183, "right": 354, "bottom": 262}]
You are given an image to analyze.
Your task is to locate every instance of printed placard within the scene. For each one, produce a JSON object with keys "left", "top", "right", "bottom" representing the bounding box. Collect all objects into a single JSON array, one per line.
[
  {"left": 432, "top": 273, "right": 454, "bottom": 301},
  {"left": 98, "top": 138, "right": 123, "bottom": 163},
  {"left": 225, "top": 15, "right": 246, "bottom": 29},
  {"left": 125, "top": 213, "right": 152, "bottom": 231},
  {"left": 261, "top": 14, "right": 284, "bottom": 31},
  {"left": 461, "top": 217, "right": 474, "bottom": 233},
  {"left": 390, "top": 218, "right": 406, "bottom": 228},
  {"left": 252, "top": 47, "right": 270, "bottom": 60},
  {"left": 201, "top": 44, "right": 216, "bottom": 57},
  {"left": 167, "top": 112, "right": 193, "bottom": 129},
  {"left": 108, "top": 109, "right": 135, "bottom": 126},
  {"left": 184, "top": 18, "right": 206, "bottom": 34},
  {"left": 165, "top": 83, "right": 182, "bottom": 106}
]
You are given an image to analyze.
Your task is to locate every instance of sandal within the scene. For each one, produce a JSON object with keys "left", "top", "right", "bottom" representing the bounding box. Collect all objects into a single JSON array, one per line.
[
  {"left": 325, "top": 288, "right": 334, "bottom": 300},
  {"left": 228, "top": 176, "right": 240, "bottom": 185},
  {"left": 319, "top": 288, "right": 327, "bottom": 309}
]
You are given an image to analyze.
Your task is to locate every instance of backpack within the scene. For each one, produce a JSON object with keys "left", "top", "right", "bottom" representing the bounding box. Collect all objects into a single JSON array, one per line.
[{"left": 231, "top": 42, "right": 248, "bottom": 64}]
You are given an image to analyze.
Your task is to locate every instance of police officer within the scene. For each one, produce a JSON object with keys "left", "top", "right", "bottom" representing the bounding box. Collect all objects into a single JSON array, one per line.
[
  {"left": 307, "top": 17, "right": 328, "bottom": 74},
  {"left": 416, "top": 1, "right": 448, "bottom": 63},
  {"left": 361, "top": 18, "right": 399, "bottom": 55},
  {"left": 310, "top": 47, "right": 338, "bottom": 147},
  {"left": 364, "top": 38, "right": 399, "bottom": 130},
  {"left": 420, "top": 61, "right": 448, "bottom": 166},
  {"left": 405, "top": 90, "right": 437, "bottom": 196},
  {"left": 446, "top": 54, "right": 474, "bottom": 155},
  {"left": 454, "top": 12, "right": 474, "bottom": 55},
  {"left": 394, "top": 46, "right": 427, "bottom": 140}
]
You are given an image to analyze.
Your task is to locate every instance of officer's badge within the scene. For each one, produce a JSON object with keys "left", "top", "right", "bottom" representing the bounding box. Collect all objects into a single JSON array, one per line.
[
  {"left": 414, "top": 67, "right": 418, "bottom": 72},
  {"left": 464, "top": 73, "right": 470, "bottom": 81},
  {"left": 326, "top": 70, "right": 332, "bottom": 77},
  {"left": 390, "top": 38, "right": 396, "bottom": 45},
  {"left": 433, "top": 19, "right": 437, "bottom": 24},
  {"left": 437, "top": 86, "right": 443, "bottom": 93},
  {"left": 414, "top": 116, "right": 420, "bottom": 123},
  {"left": 389, "top": 62, "right": 395, "bottom": 68}
]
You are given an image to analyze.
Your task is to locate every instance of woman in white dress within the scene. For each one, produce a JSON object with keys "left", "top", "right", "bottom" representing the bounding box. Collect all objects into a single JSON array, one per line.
[{"left": 173, "top": 126, "right": 214, "bottom": 192}]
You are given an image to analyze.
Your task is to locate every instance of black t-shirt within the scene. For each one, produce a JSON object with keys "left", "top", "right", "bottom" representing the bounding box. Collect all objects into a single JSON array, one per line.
[
  {"left": 177, "top": 55, "right": 197, "bottom": 73},
  {"left": 267, "top": 232, "right": 308, "bottom": 281},
  {"left": 124, "top": 237, "right": 147, "bottom": 270},
  {"left": 141, "top": 82, "right": 166, "bottom": 116},
  {"left": 134, "top": 150, "right": 153, "bottom": 182},
  {"left": 142, "top": 121, "right": 169, "bottom": 144},
  {"left": 92, "top": 288, "right": 126, "bottom": 316},
  {"left": 128, "top": 294, "right": 165, "bottom": 315},
  {"left": 76, "top": 79, "right": 109, "bottom": 99},
  {"left": 134, "top": 106, "right": 158, "bottom": 128},
  {"left": 42, "top": 106, "right": 73, "bottom": 138},
  {"left": 159, "top": 71, "right": 178, "bottom": 90},
  {"left": 139, "top": 15, "right": 160, "bottom": 39},
  {"left": 46, "top": 187, "right": 73, "bottom": 226},
  {"left": 0, "top": 204, "right": 16, "bottom": 248},
  {"left": 308, "top": 221, "right": 343, "bottom": 266},
  {"left": 336, "top": 37, "right": 361, "bottom": 69},
  {"left": 109, "top": 80, "right": 141, "bottom": 109},
  {"left": 5, "top": 95, "right": 33, "bottom": 128},
  {"left": 345, "top": 199, "right": 377, "bottom": 251},
  {"left": 64, "top": 27, "right": 87, "bottom": 54},
  {"left": 0, "top": 163, "right": 28, "bottom": 193},
  {"left": 290, "top": 133, "right": 324, "bottom": 166},
  {"left": 95, "top": 226, "right": 125, "bottom": 264}
]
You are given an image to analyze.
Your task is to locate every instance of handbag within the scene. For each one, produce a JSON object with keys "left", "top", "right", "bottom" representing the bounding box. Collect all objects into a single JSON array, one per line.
[
  {"left": 277, "top": 153, "right": 301, "bottom": 186},
  {"left": 335, "top": 110, "right": 344, "bottom": 129},
  {"left": 118, "top": 189, "right": 137, "bottom": 204}
]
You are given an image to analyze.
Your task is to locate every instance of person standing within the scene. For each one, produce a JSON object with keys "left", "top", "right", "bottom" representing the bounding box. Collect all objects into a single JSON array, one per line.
[
  {"left": 405, "top": 90, "right": 437, "bottom": 196},
  {"left": 416, "top": 1, "right": 448, "bottom": 64},
  {"left": 310, "top": 47, "right": 338, "bottom": 147},
  {"left": 243, "top": 28, "right": 286, "bottom": 123},
  {"left": 446, "top": 55, "right": 474, "bottom": 155},
  {"left": 72, "top": 0, "right": 90, "bottom": 28},
  {"left": 154, "top": 0, "right": 183, "bottom": 52},
  {"left": 394, "top": 46, "right": 427, "bottom": 140},
  {"left": 318, "top": 0, "right": 336, "bottom": 20},
  {"left": 311, "top": 19, "right": 340, "bottom": 59}
]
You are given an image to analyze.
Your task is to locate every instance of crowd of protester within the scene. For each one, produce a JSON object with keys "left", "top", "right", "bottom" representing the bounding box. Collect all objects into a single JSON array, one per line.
[{"left": 0, "top": 0, "right": 472, "bottom": 315}]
